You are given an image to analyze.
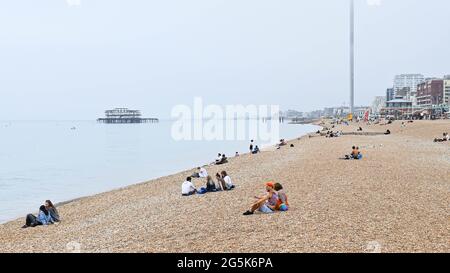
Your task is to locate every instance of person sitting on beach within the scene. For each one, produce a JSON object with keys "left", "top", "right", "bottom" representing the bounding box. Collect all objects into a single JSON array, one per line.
[
  {"left": 252, "top": 145, "right": 260, "bottom": 154},
  {"left": 215, "top": 153, "right": 222, "bottom": 164},
  {"left": 181, "top": 177, "right": 197, "bottom": 196},
  {"left": 278, "top": 139, "right": 287, "bottom": 146},
  {"left": 192, "top": 167, "right": 208, "bottom": 178},
  {"left": 351, "top": 146, "right": 358, "bottom": 158},
  {"left": 243, "top": 182, "right": 279, "bottom": 216},
  {"left": 343, "top": 146, "right": 362, "bottom": 160},
  {"left": 235, "top": 152, "right": 240, "bottom": 157},
  {"left": 274, "top": 183, "right": 289, "bottom": 212},
  {"left": 357, "top": 127, "right": 363, "bottom": 132},
  {"left": 216, "top": 171, "right": 235, "bottom": 190},
  {"left": 205, "top": 175, "right": 218, "bottom": 192},
  {"left": 216, "top": 154, "right": 228, "bottom": 165},
  {"left": 22, "top": 205, "right": 54, "bottom": 228},
  {"left": 45, "top": 200, "right": 60, "bottom": 223},
  {"left": 353, "top": 147, "right": 363, "bottom": 160}
]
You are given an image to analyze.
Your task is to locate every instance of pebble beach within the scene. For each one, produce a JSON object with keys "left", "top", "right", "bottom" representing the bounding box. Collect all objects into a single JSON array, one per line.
[{"left": 0, "top": 120, "right": 449, "bottom": 253}]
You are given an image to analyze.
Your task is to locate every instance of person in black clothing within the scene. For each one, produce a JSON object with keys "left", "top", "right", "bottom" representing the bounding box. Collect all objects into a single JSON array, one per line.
[{"left": 206, "top": 175, "right": 218, "bottom": 192}]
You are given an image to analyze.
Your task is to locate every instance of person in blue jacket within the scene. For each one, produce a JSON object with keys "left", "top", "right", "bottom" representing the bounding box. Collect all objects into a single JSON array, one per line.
[{"left": 22, "top": 205, "right": 54, "bottom": 228}]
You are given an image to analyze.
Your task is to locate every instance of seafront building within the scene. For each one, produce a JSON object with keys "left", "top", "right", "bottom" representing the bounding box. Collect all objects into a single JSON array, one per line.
[
  {"left": 381, "top": 99, "right": 413, "bottom": 119},
  {"left": 300, "top": 73, "right": 449, "bottom": 120},
  {"left": 416, "top": 79, "right": 444, "bottom": 107},
  {"left": 443, "top": 75, "right": 450, "bottom": 106},
  {"left": 393, "top": 74, "right": 425, "bottom": 103},
  {"left": 386, "top": 88, "right": 395, "bottom": 102}
]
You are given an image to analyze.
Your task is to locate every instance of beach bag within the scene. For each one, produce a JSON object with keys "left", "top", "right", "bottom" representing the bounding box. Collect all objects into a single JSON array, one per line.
[
  {"left": 279, "top": 204, "right": 289, "bottom": 212},
  {"left": 198, "top": 187, "right": 207, "bottom": 194}
]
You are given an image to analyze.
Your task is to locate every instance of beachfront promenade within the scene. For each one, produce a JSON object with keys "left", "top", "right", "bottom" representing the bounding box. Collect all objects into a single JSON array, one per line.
[{"left": 0, "top": 120, "right": 449, "bottom": 253}]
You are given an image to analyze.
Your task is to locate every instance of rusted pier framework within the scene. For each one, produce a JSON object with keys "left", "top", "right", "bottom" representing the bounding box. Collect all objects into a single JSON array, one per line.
[{"left": 97, "top": 108, "right": 159, "bottom": 124}]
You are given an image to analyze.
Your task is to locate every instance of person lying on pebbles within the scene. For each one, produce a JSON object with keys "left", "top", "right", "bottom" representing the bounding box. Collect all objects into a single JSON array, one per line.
[
  {"left": 434, "top": 133, "right": 449, "bottom": 142},
  {"left": 243, "top": 181, "right": 279, "bottom": 216}
]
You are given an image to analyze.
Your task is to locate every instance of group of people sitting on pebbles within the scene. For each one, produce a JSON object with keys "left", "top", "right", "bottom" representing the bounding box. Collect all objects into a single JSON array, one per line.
[
  {"left": 434, "top": 132, "right": 450, "bottom": 143},
  {"left": 182, "top": 167, "right": 235, "bottom": 196},
  {"left": 343, "top": 146, "right": 363, "bottom": 160},
  {"left": 325, "top": 131, "right": 342, "bottom": 138},
  {"left": 214, "top": 153, "right": 229, "bottom": 165},
  {"left": 183, "top": 167, "right": 290, "bottom": 216},
  {"left": 22, "top": 200, "right": 60, "bottom": 228}
]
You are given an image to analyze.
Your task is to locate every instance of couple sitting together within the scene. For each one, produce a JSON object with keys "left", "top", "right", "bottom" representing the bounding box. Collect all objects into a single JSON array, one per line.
[
  {"left": 343, "top": 146, "right": 363, "bottom": 160},
  {"left": 182, "top": 170, "right": 235, "bottom": 196},
  {"left": 215, "top": 154, "right": 228, "bottom": 165},
  {"left": 22, "top": 200, "right": 60, "bottom": 228},
  {"left": 243, "top": 181, "right": 289, "bottom": 216}
]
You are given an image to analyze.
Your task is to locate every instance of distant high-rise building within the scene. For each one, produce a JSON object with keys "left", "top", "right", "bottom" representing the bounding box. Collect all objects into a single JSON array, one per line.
[
  {"left": 396, "top": 87, "right": 410, "bottom": 99},
  {"left": 393, "top": 74, "right": 425, "bottom": 101},
  {"left": 386, "top": 88, "right": 395, "bottom": 102}
]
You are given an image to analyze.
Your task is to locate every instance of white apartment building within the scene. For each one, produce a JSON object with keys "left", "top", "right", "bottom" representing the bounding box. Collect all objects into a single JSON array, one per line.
[{"left": 393, "top": 74, "right": 425, "bottom": 103}]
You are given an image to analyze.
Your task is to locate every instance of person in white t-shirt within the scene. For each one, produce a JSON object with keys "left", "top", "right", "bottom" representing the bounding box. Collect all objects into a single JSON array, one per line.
[
  {"left": 192, "top": 167, "right": 208, "bottom": 178},
  {"left": 215, "top": 153, "right": 222, "bottom": 164},
  {"left": 198, "top": 167, "right": 208, "bottom": 178},
  {"left": 216, "top": 171, "right": 235, "bottom": 190},
  {"left": 181, "top": 177, "right": 197, "bottom": 196}
]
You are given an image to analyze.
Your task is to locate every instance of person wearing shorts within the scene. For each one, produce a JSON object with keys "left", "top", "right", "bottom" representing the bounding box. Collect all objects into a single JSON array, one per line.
[{"left": 243, "top": 182, "right": 278, "bottom": 216}]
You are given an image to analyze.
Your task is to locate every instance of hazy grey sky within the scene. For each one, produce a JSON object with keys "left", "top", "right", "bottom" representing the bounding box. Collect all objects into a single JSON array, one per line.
[{"left": 0, "top": 0, "right": 449, "bottom": 120}]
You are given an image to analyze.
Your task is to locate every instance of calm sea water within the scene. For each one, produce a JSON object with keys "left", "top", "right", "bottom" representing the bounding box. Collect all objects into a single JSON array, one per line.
[{"left": 0, "top": 120, "right": 318, "bottom": 223}]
